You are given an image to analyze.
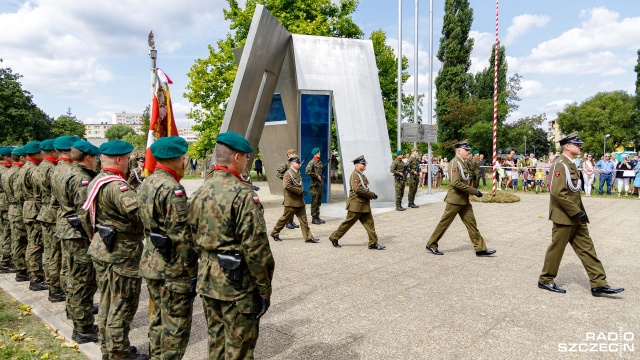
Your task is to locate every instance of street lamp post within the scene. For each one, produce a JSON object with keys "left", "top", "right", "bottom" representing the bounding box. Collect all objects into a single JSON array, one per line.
[{"left": 604, "top": 134, "right": 611, "bottom": 156}]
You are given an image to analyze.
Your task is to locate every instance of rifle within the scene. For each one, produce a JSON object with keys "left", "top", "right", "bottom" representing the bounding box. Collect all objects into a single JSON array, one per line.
[{"left": 300, "top": 154, "right": 310, "bottom": 166}]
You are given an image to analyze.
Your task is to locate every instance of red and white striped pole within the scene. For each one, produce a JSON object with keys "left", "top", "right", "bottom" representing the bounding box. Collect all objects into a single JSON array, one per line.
[{"left": 491, "top": 0, "right": 499, "bottom": 195}]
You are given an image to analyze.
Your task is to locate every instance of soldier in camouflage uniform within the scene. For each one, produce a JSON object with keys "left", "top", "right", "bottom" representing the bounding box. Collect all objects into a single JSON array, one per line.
[
  {"left": 83, "top": 140, "right": 147, "bottom": 360},
  {"left": 33, "top": 139, "right": 65, "bottom": 301},
  {"left": 18, "top": 141, "right": 48, "bottom": 291},
  {"left": 276, "top": 148, "right": 299, "bottom": 230},
  {"left": 406, "top": 148, "right": 420, "bottom": 208},
  {"left": 51, "top": 136, "right": 81, "bottom": 295},
  {"left": 139, "top": 137, "right": 198, "bottom": 360},
  {"left": 466, "top": 151, "right": 479, "bottom": 188},
  {"left": 0, "top": 147, "right": 16, "bottom": 273},
  {"left": 305, "top": 147, "right": 326, "bottom": 225},
  {"left": 425, "top": 141, "right": 496, "bottom": 257},
  {"left": 271, "top": 157, "right": 320, "bottom": 243},
  {"left": 5, "top": 147, "right": 30, "bottom": 281},
  {"left": 390, "top": 150, "right": 407, "bottom": 211},
  {"left": 188, "top": 131, "right": 275, "bottom": 359},
  {"left": 127, "top": 156, "right": 146, "bottom": 191},
  {"left": 56, "top": 140, "right": 101, "bottom": 343},
  {"left": 329, "top": 156, "right": 385, "bottom": 250}
]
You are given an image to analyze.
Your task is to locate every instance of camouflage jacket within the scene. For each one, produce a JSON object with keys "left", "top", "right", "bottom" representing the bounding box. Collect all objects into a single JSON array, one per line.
[
  {"left": 0, "top": 162, "right": 12, "bottom": 211},
  {"left": 1, "top": 164, "right": 21, "bottom": 205},
  {"left": 56, "top": 163, "right": 96, "bottom": 240},
  {"left": 187, "top": 169, "right": 275, "bottom": 301},
  {"left": 33, "top": 158, "right": 57, "bottom": 224},
  {"left": 305, "top": 158, "right": 324, "bottom": 187},
  {"left": 6, "top": 164, "right": 24, "bottom": 222},
  {"left": 390, "top": 159, "right": 406, "bottom": 180},
  {"left": 139, "top": 169, "right": 198, "bottom": 283},
  {"left": 18, "top": 159, "right": 41, "bottom": 224},
  {"left": 127, "top": 167, "right": 145, "bottom": 191},
  {"left": 276, "top": 162, "right": 288, "bottom": 179},
  {"left": 346, "top": 169, "right": 376, "bottom": 213},
  {"left": 51, "top": 159, "right": 74, "bottom": 231},
  {"left": 86, "top": 170, "right": 144, "bottom": 278}
]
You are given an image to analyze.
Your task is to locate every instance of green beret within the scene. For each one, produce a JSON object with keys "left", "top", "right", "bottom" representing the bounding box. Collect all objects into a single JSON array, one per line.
[
  {"left": 150, "top": 136, "right": 188, "bottom": 159},
  {"left": 311, "top": 147, "right": 320, "bottom": 155},
  {"left": 40, "top": 139, "right": 56, "bottom": 151},
  {"left": 11, "top": 147, "right": 25, "bottom": 157},
  {"left": 395, "top": 150, "right": 403, "bottom": 156},
  {"left": 0, "top": 147, "right": 13, "bottom": 157},
  {"left": 54, "top": 136, "right": 81, "bottom": 151},
  {"left": 99, "top": 140, "right": 134, "bottom": 156},
  {"left": 472, "top": 150, "right": 479, "bottom": 155},
  {"left": 23, "top": 141, "right": 41, "bottom": 155},
  {"left": 216, "top": 131, "right": 253, "bottom": 153},
  {"left": 72, "top": 140, "right": 100, "bottom": 156}
]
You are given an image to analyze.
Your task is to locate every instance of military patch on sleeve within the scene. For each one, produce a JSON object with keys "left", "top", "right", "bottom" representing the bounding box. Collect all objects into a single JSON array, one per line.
[
  {"left": 555, "top": 171, "right": 561, "bottom": 177},
  {"left": 452, "top": 168, "right": 457, "bottom": 172},
  {"left": 81, "top": 180, "right": 89, "bottom": 186},
  {"left": 119, "top": 185, "right": 129, "bottom": 192},
  {"left": 284, "top": 176, "right": 289, "bottom": 180},
  {"left": 253, "top": 195, "right": 260, "bottom": 203},
  {"left": 174, "top": 189, "right": 183, "bottom": 197},
  {"left": 354, "top": 179, "right": 359, "bottom": 183}
]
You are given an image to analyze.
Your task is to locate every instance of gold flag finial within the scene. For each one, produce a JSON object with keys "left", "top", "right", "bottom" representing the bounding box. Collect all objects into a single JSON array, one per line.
[{"left": 148, "top": 31, "right": 155, "bottom": 50}]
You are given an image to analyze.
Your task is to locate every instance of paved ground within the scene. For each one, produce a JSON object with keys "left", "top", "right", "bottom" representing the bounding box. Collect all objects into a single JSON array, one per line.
[{"left": 1, "top": 179, "right": 638, "bottom": 359}]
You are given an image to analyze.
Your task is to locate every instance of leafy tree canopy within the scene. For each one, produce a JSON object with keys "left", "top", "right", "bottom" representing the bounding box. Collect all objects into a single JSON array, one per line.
[
  {"left": 51, "top": 108, "right": 85, "bottom": 138},
  {"left": 105, "top": 124, "right": 136, "bottom": 141}
]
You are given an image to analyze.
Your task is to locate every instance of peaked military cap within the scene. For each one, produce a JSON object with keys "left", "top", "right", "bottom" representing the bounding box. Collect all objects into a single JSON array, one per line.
[
  {"left": 0, "top": 147, "right": 13, "bottom": 157},
  {"left": 40, "top": 139, "right": 56, "bottom": 151},
  {"left": 288, "top": 156, "right": 301, "bottom": 163},
  {"left": 454, "top": 141, "right": 471, "bottom": 150},
  {"left": 411, "top": 148, "right": 419, "bottom": 152},
  {"left": 216, "top": 131, "right": 253, "bottom": 154},
  {"left": 150, "top": 136, "right": 188, "bottom": 159},
  {"left": 558, "top": 131, "right": 584, "bottom": 146},
  {"left": 54, "top": 136, "right": 81, "bottom": 151},
  {"left": 353, "top": 155, "right": 367, "bottom": 164},
  {"left": 11, "top": 147, "right": 25, "bottom": 157},
  {"left": 311, "top": 147, "right": 320, "bottom": 155},
  {"left": 72, "top": 140, "right": 100, "bottom": 156},
  {"left": 23, "top": 141, "right": 41, "bottom": 155},
  {"left": 99, "top": 140, "right": 134, "bottom": 156},
  {"left": 395, "top": 150, "right": 403, "bottom": 156}
]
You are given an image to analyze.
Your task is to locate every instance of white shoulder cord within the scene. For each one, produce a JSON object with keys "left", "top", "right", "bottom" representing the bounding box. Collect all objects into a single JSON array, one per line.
[
  {"left": 286, "top": 169, "right": 301, "bottom": 186},
  {"left": 354, "top": 170, "right": 369, "bottom": 191},
  {"left": 561, "top": 163, "right": 582, "bottom": 192},
  {"left": 457, "top": 161, "right": 469, "bottom": 181}
]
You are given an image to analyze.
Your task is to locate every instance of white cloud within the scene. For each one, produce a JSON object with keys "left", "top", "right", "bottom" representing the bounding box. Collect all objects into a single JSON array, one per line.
[
  {"left": 504, "top": 14, "right": 550, "bottom": 45},
  {"left": 469, "top": 30, "right": 495, "bottom": 74},
  {"left": 520, "top": 80, "right": 545, "bottom": 98},
  {"left": 541, "top": 99, "right": 574, "bottom": 115}
]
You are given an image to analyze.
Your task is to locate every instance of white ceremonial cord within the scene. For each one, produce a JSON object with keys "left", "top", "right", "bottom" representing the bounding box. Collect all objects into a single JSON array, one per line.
[
  {"left": 561, "top": 163, "right": 582, "bottom": 192},
  {"left": 457, "top": 161, "right": 469, "bottom": 181},
  {"left": 355, "top": 170, "right": 369, "bottom": 191},
  {"left": 286, "top": 169, "right": 301, "bottom": 186}
]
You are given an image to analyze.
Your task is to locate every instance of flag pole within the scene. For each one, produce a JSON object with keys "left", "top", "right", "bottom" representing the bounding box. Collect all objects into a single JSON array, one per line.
[
  {"left": 397, "top": 0, "right": 402, "bottom": 151},
  {"left": 147, "top": 31, "right": 156, "bottom": 321},
  {"left": 491, "top": 1, "right": 499, "bottom": 195}
]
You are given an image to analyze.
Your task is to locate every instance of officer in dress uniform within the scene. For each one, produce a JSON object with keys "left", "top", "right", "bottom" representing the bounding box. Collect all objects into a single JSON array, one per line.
[
  {"left": 276, "top": 149, "right": 300, "bottom": 230},
  {"left": 127, "top": 157, "right": 146, "bottom": 191},
  {"left": 329, "top": 155, "right": 385, "bottom": 250},
  {"left": 537, "top": 132, "right": 624, "bottom": 296},
  {"left": 425, "top": 141, "right": 496, "bottom": 256},
  {"left": 390, "top": 149, "right": 407, "bottom": 211}
]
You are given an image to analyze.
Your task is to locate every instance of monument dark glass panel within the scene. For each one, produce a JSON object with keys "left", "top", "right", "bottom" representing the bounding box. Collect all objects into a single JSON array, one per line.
[
  {"left": 266, "top": 93, "right": 286, "bottom": 122},
  {"left": 300, "top": 93, "right": 330, "bottom": 204}
]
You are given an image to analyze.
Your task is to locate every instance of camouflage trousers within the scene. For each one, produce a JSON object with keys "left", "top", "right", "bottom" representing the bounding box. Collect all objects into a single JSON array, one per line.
[
  {"left": 25, "top": 220, "right": 45, "bottom": 282},
  {"left": 9, "top": 206, "right": 27, "bottom": 273},
  {"left": 310, "top": 186, "right": 322, "bottom": 218},
  {"left": 407, "top": 175, "right": 419, "bottom": 204},
  {"left": 60, "top": 234, "right": 70, "bottom": 295},
  {"left": 394, "top": 179, "right": 405, "bottom": 207},
  {"left": 146, "top": 278, "right": 194, "bottom": 360},
  {"left": 41, "top": 222, "right": 63, "bottom": 294},
  {"left": 92, "top": 259, "right": 141, "bottom": 360},
  {"left": 65, "top": 238, "right": 97, "bottom": 333},
  {"left": 202, "top": 294, "right": 261, "bottom": 360},
  {"left": 0, "top": 211, "right": 11, "bottom": 266}
]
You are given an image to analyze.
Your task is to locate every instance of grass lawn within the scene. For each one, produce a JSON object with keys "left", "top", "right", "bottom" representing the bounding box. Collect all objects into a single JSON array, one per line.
[{"left": 0, "top": 288, "right": 86, "bottom": 360}]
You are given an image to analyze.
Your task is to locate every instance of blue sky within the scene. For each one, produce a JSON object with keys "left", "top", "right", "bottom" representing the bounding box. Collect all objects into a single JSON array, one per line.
[{"left": 0, "top": 0, "right": 638, "bottom": 129}]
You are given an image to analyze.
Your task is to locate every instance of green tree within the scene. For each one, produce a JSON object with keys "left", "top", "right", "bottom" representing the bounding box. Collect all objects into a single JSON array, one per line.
[
  {"left": 51, "top": 108, "right": 85, "bottom": 138},
  {"left": 185, "top": 0, "right": 365, "bottom": 158},
  {"left": 435, "top": 0, "right": 474, "bottom": 154},
  {"left": 105, "top": 124, "right": 136, "bottom": 141},
  {"left": 501, "top": 114, "right": 551, "bottom": 156},
  {"left": 0, "top": 66, "right": 53, "bottom": 144},
  {"left": 121, "top": 105, "right": 151, "bottom": 151},
  {"left": 556, "top": 91, "right": 635, "bottom": 156}
]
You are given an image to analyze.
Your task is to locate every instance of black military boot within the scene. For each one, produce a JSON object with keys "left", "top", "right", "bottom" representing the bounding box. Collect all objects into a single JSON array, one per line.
[
  {"left": 285, "top": 221, "right": 295, "bottom": 229},
  {"left": 29, "top": 280, "right": 48, "bottom": 291},
  {"left": 0, "top": 264, "right": 16, "bottom": 273},
  {"left": 311, "top": 217, "right": 322, "bottom": 225},
  {"left": 317, "top": 218, "right": 326, "bottom": 224},
  {"left": 395, "top": 206, "right": 406, "bottom": 211},
  {"left": 72, "top": 325, "right": 99, "bottom": 344},
  {"left": 48, "top": 292, "right": 66, "bottom": 303},
  {"left": 408, "top": 203, "right": 419, "bottom": 208},
  {"left": 15, "top": 272, "right": 31, "bottom": 282}
]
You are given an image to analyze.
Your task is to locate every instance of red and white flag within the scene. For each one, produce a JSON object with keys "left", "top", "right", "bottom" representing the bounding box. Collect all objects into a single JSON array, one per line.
[{"left": 144, "top": 68, "right": 179, "bottom": 176}]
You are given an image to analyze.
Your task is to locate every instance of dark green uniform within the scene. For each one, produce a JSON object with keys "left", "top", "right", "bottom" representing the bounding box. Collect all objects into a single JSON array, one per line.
[
  {"left": 305, "top": 157, "right": 324, "bottom": 220},
  {"left": 390, "top": 159, "right": 406, "bottom": 208},
  {"left": 187, "top": 168, "right": 275, "bottom": 359},
  {"left": 127, "top": 167, "right": 145, "bottom": 191},
  {"left": 51, "top": 159, "right": 74, "bottom": 292},
  {"left": 467, "top": 157, "right": 479, "bottom": 187},
  {"left": 271, "top": 169, "right": 314, "bottom": 241},
  {"left": 329, "top": 169, "right": 380, "bottom": 248},
  {"left": 56, "top": 163, "right": 98, "bottom": 334},
  {"left": 407, "top": 155, "right": 420, "bottom": 206},
  {"left": 33, "top": 157, "right": 62, "bottom": 294},
  {"left": 539, "top": 154, "right": 607, "bottom": 287},
  {"left": 139, "top": 169, "right": 198, "bottom": 360},
  {"left": 0, "top": 161, "right": 12, "bottom": 269},
  {"left": 6, "top": 163, "right": 28, "bottom": 276},
  {"left": 85, "top": 170, "right": 144, "bottom": 359},
  {"left": 19, "top": 158, "right": 45, "bottom": 283},
  {"left": 426, "top": 156, "right": 488, "bottom": 251}
]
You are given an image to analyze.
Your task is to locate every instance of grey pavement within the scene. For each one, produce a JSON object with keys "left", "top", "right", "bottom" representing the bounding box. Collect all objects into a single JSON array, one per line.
[{"left": 1, "top": 179, "right": 638, "bottom": 359}]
